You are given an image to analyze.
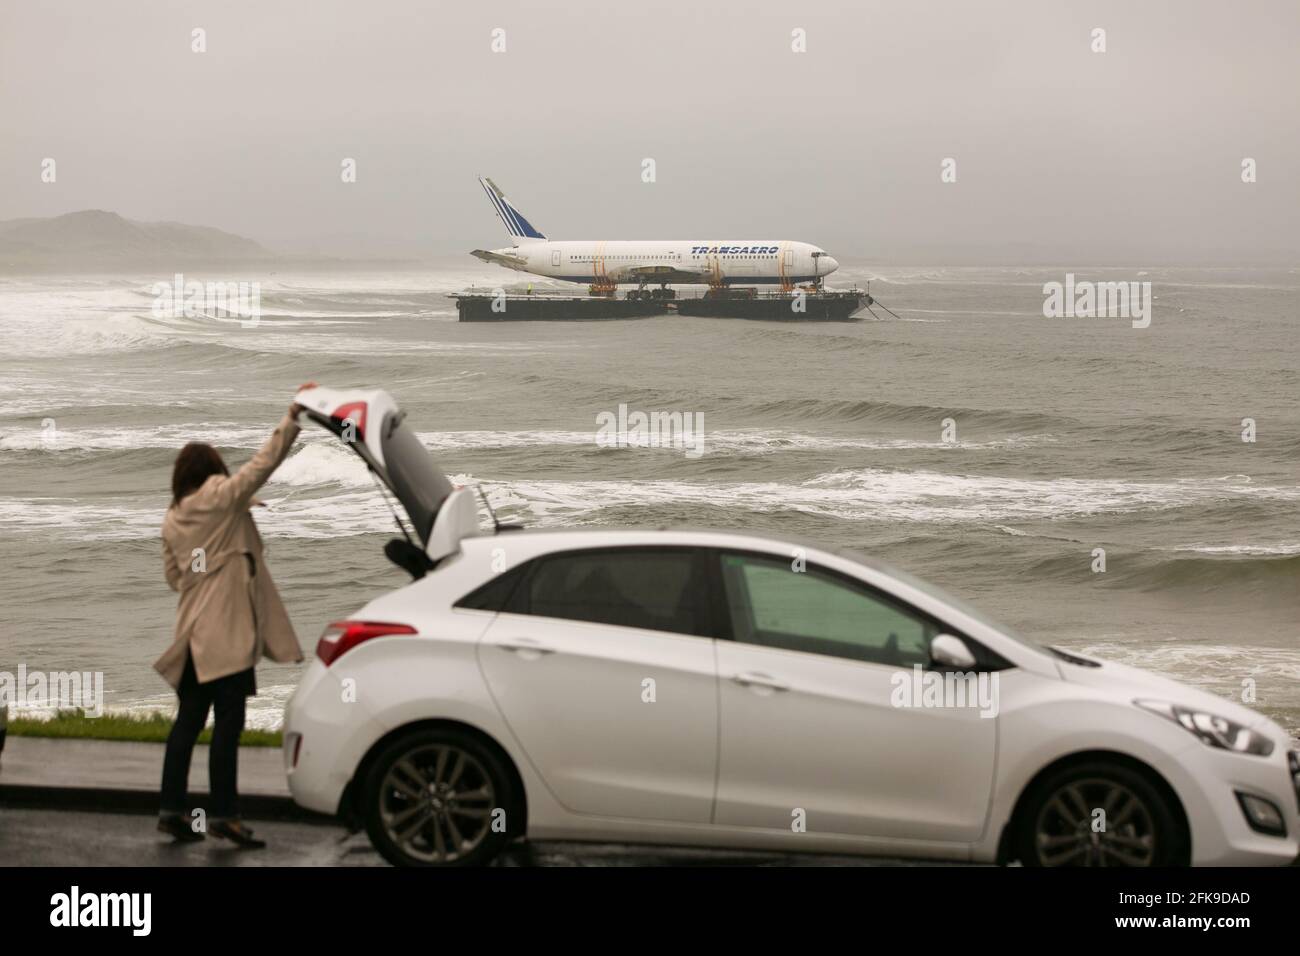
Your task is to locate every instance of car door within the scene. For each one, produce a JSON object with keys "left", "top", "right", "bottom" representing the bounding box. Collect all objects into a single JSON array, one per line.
[
  {"left": 712, "top": 550, "right": 998, "bottom": 845},
  {"left": 476, "top": 546, "right": 720, "bottom": 823}
]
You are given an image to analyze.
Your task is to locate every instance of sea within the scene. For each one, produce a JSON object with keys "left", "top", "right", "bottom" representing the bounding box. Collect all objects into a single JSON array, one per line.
[{"left": 1, "top": 261, "right": 1297, "bottom": 736}]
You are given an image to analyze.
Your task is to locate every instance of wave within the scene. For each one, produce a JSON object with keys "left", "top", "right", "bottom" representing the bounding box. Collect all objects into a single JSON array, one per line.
[
  {"left": 0, "top": 310, "right": 173, "bottom": 358},
  {"left": 0, "top": 421, "right": 1057, "bottom": 456},
  {"left": 736, "top": 397, "right": 1073, "bottom": 432},
  {"left": 1121, "top": 552, "right": 1300, "bottom": 594},
  {"left": 1025, "top": 547, "right": 1300, "bottom": 594},
  {"left": 0, "top": 422, "right": 278, "bottom": 452},
  {"left": 482, "top": 468, "right": 1299, "bottom": 527},
  {"left": 0, "top": 277, "right": 481, "bottom": 359},
  {"left": 1162, "top": 542, "right": 1300, "bottom": 555},
  {"left": 8, "top": 463, "right": 1295, "bottom": 541},
  {"left": 510, "top": 381, "right": 1078, "bottom": 433}
]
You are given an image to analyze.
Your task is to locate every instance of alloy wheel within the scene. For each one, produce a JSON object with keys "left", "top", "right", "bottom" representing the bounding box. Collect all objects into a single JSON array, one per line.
[
  {"left": 1033, "top": 776, "right": 1157, "bottom": 867},
  {"left": 378, "top": 743, "right": 497, "bottom": 864}
]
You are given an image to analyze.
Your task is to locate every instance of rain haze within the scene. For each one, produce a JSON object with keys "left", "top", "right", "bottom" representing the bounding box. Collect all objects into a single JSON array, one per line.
[
  {"left": 1, "top": 0, "right": 1297, "bottom": 263},
  {"left": 2, "top": 0, "right": 1300, "bottom": 879}
]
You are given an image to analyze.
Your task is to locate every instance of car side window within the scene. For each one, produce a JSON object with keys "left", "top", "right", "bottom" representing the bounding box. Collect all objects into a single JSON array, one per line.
[
  {"left": 719, "top": 552, "right": 935, "bottom": 667},
  {"left": 509, "top": 548, "right": 709, "bottom": 637}
]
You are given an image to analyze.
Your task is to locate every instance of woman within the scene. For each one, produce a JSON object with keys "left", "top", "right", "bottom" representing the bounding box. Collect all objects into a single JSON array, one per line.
[{"left": 156, "top": 387, "right": 313, "bottom": 848}]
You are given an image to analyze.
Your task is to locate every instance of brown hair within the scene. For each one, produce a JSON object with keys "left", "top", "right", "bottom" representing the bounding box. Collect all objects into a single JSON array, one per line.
[{"left": 171, "top": 442, "right": 229, "bottom": 507}]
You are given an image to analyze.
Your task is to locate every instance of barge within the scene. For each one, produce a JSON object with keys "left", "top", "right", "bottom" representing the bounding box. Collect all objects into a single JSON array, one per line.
[
  {"left": 453, "top": 287, "right": 870, "bottom": 322},
  {"left": 673, "top": 288, "right": 869, "bottom": 322},
  {"left": 452, "top": 292, "right": 668, "bottom": 322}
]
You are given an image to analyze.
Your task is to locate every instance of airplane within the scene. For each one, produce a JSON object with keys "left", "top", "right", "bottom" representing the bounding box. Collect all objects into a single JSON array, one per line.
[{"left": 470, "top": 177, "right": 839, "bottom": 295}]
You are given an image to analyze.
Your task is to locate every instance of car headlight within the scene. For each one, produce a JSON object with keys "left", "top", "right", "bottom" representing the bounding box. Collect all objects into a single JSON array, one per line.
[{"left": 1135, "top": 699, "right": 1275, "bottom": 757}]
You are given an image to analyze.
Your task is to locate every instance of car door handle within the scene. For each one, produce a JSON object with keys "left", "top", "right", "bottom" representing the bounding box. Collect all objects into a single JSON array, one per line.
[
  {"left": 731, "top": 671, "right": 790, "bottom": 692},
  {"left": 497, "top": 638, "right": 556, "bottom": 657}
]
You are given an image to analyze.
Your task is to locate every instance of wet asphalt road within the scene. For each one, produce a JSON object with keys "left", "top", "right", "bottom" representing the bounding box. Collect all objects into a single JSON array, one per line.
[{"left": 0, "top": 808, "right": 964, "bottom": 866}]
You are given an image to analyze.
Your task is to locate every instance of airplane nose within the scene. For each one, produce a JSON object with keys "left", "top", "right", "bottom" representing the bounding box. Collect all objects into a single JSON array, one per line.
[{"left": 822, "top": 255, "right": 839, "bottom": 275}]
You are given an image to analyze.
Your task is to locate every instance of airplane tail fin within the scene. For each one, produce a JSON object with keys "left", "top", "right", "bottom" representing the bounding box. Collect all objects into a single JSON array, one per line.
[{"left": 478, "top": 177, "right": 546, "bottom": 242}]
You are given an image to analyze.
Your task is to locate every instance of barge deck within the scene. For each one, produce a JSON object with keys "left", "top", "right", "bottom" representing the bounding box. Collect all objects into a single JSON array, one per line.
[{"left": 452, "top": 288, "right": 870, "bottom": 322}]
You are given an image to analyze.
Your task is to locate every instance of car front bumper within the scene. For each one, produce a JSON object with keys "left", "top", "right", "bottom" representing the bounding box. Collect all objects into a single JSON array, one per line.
[{"left": 1166, "top": 743, "right": 1300, "bottom": 865}]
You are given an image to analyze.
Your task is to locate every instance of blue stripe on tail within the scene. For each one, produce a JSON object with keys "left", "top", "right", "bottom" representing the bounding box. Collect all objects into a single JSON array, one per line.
[
  {"left": 480, "top": 177, "right": 546, "bottom": 240},
  {"left": 481, "top": 180, "right": 521, "bottom": 237},
  {"left": 502, "top": 200, "right": 545, "bottom": 239}
]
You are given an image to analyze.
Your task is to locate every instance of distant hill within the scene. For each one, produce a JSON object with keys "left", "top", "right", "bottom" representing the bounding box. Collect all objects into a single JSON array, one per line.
[{"left": 0, "top": 210, "right": 270, "bottom": 266}]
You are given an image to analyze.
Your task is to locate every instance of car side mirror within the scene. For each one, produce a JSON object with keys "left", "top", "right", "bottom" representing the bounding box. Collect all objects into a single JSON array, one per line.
[
  {"left": 385, "top": 537, "right": 434, "bottom": 580},
  {"left": 930, "top": 634, "right": 976, "bottom": 669}
]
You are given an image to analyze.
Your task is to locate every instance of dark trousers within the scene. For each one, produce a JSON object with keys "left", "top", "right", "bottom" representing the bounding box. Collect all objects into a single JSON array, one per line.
[{"left": 159, "top": 653, "right": 253, "bottom": 820}]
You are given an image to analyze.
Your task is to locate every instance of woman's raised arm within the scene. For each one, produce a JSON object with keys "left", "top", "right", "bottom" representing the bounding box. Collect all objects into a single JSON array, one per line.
[{"left": 212, "top": 385, "right": 316, "bottom": 511}]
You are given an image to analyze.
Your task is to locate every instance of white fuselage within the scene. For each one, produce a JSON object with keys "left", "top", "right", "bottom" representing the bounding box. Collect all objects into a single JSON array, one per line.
[{"left": 489, "top": 239, "right": 839, "bottom": 286}]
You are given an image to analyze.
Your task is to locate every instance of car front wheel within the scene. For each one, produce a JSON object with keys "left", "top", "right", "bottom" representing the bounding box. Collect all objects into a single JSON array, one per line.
[
  {"left": 361, "top": 727, "right": 516, "bottom": 867},
  {"left": 1014, "top": 760, "right": 1188, "bottom": 867}
]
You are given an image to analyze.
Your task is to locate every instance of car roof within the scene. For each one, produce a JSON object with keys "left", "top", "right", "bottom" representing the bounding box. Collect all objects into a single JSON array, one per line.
[{"left": 462, "top": 524, "right": 876, "bottom": 566}]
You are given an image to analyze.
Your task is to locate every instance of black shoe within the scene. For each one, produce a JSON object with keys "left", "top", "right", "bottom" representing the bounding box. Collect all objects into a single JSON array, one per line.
[
  {"left": 157, "top": 814, "right": 204, "bottom": 843},
  {"left": 210, "top": 819, "right": 267, "bottom": 849}
]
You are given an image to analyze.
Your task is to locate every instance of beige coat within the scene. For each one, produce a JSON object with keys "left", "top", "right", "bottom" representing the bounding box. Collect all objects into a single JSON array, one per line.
[{"left": 156, "top": 413, "right": 305, "bottom": 689}]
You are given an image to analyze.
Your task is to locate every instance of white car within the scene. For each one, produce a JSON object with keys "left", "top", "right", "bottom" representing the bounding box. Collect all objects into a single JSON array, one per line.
[{"left": 283, "top": 388, "right": 1300, "bottom": 867}]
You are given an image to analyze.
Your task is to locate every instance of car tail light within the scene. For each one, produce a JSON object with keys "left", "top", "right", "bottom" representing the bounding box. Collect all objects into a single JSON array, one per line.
[{"left": 315, "top": 620, "right": 416, "bottom": 666}]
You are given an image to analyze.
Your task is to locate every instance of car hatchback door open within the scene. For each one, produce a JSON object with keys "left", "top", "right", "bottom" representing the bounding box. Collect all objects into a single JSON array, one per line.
[{"left": 293, "top": 386, "right": 483, "bottom": 573}]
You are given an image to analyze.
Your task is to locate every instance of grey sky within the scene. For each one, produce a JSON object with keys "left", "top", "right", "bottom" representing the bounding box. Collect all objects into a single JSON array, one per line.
[{"left": 1, "top": 0, "right": 1296, "bottom": 262}]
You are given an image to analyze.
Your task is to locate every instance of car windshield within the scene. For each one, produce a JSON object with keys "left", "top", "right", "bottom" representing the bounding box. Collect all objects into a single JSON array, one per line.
[
  {"left": 839, "top": 546, "right": 1044, "bottom": 651},
  {"left": 380, "top": 411, "right": 452, "bottom": 545}
]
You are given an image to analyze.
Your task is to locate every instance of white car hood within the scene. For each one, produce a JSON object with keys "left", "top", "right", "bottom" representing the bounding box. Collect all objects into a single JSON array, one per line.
[{"left": 1052, "top": 648, "right": 1279, "bottom": 733}]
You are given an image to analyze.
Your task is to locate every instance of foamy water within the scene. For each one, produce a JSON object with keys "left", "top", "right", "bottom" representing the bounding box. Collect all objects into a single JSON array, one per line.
[{"left": 2, "top": 266, "right": 1297, "bottom": 736}]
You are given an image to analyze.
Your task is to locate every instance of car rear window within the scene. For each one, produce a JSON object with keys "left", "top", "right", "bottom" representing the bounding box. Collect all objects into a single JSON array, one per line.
[
  {"left": 380, "top": 412, "right": 452, "bottom": 544},
  {"left": 468, "top": 548, "right": 709, "bottom": 637},
  {"left": 522, "top": 549, "right": 706, "bottom": 636}
]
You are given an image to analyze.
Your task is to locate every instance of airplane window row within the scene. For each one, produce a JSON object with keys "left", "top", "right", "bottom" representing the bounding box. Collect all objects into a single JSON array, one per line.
[{"left": 566, "top": 253, "right": 777, "bottom": 260}]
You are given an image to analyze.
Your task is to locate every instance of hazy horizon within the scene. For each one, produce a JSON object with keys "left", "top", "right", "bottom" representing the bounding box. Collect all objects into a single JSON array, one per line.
[{"left": 2, "top": 0, "right": 1297, "bottom": 265}]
